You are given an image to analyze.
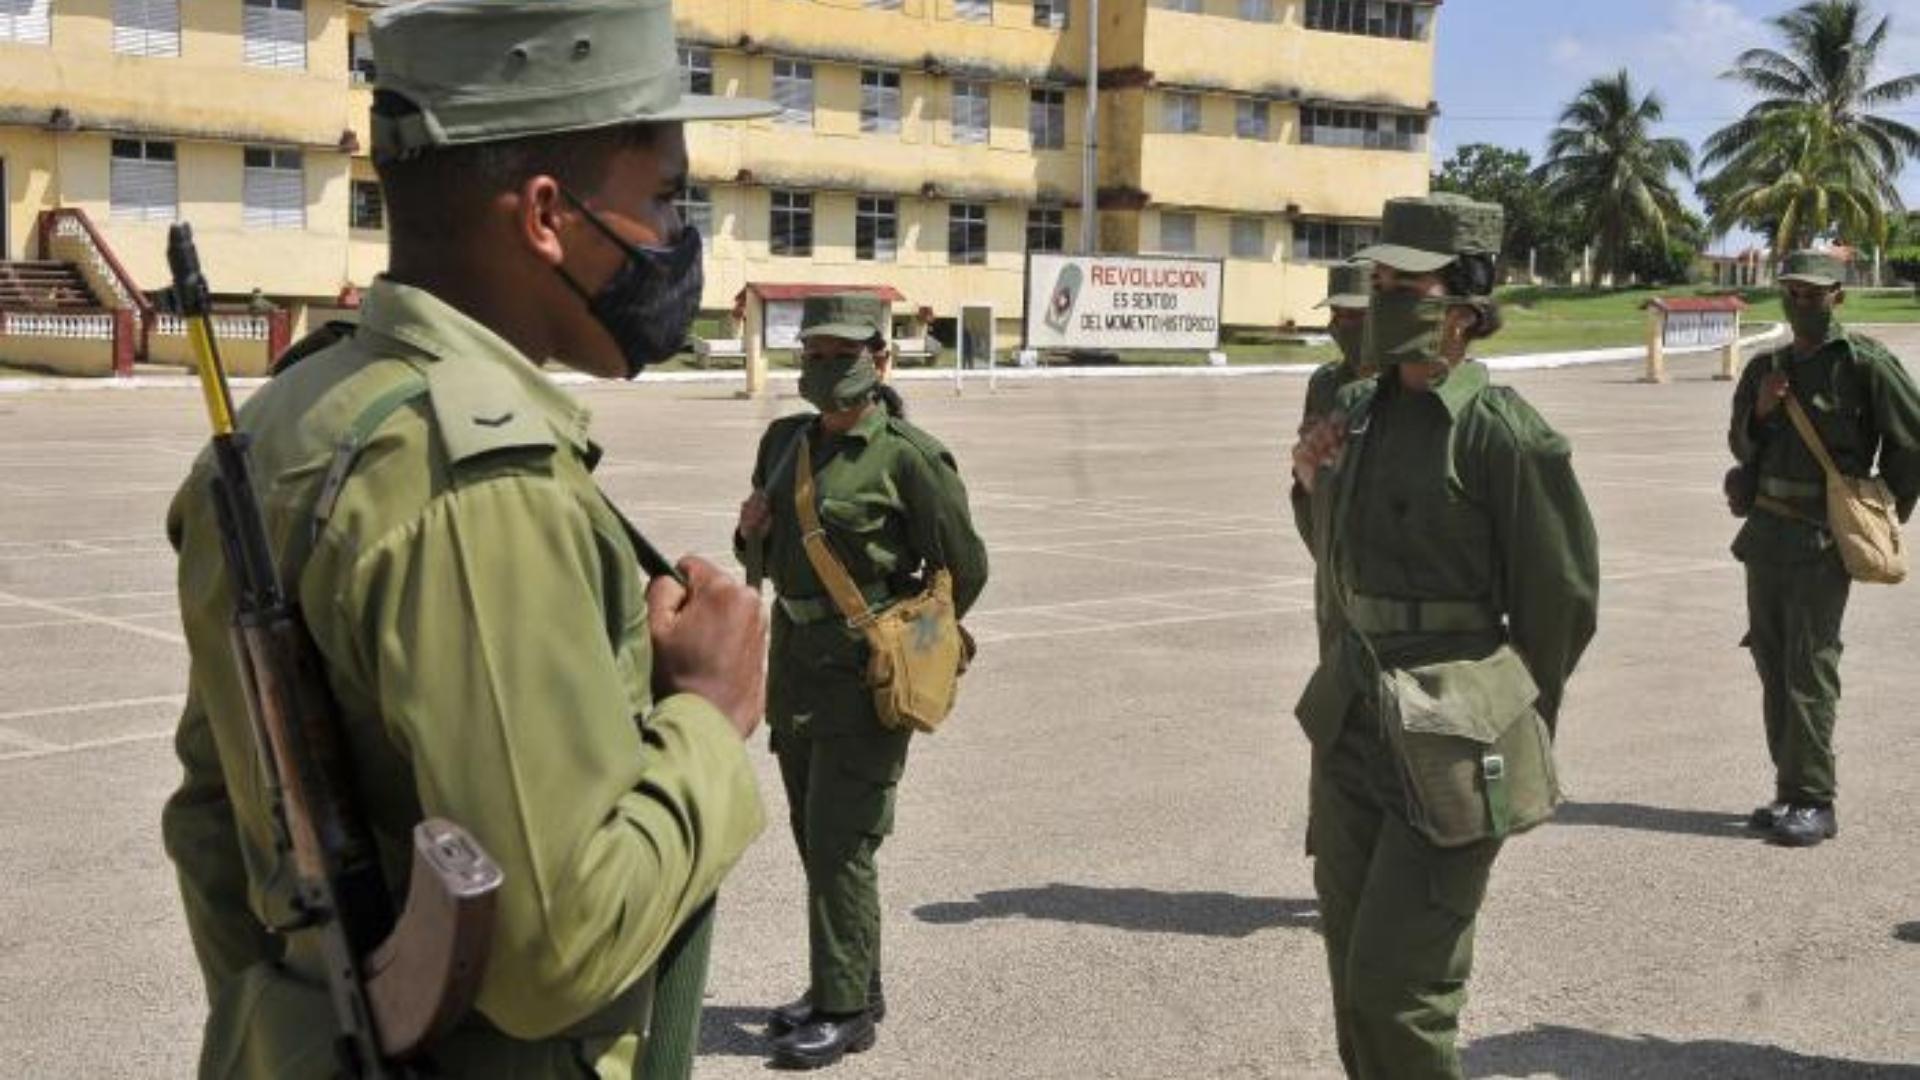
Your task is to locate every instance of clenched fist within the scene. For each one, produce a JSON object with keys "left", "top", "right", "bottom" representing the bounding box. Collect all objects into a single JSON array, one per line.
[{"left": 648, "top": 557, "right": 767, "bottom": 738}]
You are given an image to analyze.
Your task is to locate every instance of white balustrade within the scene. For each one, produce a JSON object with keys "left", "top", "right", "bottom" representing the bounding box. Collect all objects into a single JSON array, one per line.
[{"left": 2, "top": 311, "right": 115, "bottom": 340}]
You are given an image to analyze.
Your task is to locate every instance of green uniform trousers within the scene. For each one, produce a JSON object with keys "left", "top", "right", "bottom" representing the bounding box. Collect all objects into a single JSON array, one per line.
[
  {"left": 1743, "top": 553, "right": 1851, "bottom": 805},
  {"left": 773, "top": 727, "right": 912, "bottom": 1014},
  {"left": 1310, "top": 707, "right": 1501, "bottom": 1080}
]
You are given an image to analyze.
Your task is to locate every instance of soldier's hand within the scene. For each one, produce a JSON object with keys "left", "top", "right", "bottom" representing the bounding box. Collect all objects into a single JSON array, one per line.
[
  {"left": 1291, "top": 414, "right": 1347, "bottom": 494},
  {"left": 648, "top": 557, "right": 766, "bottom": 739},
  {"left": 1754, "top": 372, "right": 1790, "bottom": 419},
  {"left": 737, "top": 490, "right": 772, "bottom": 537}
]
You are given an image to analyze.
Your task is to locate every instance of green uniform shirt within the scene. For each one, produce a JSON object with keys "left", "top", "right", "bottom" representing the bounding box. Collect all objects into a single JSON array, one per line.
[
  {"left": 1729, "top": 324, "right": 1920, "bottom": 564},
  {"left": 161, "top": 279, "right": 764, "bottom": 1072},
  {"left": 1293, "top": 362, "right": 1600, "bottom": 739},
  {"left": 736, "top": 408, "right": 988, "bottom": 738},
  {"left": 1303, "top": 358, "right": 1370, "bottom": 429}
]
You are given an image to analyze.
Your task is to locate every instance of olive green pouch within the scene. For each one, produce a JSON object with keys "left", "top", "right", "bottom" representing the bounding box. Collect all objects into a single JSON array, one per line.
[{"left": 1377, "top": 644, "right": 1560, "bottom": 848}]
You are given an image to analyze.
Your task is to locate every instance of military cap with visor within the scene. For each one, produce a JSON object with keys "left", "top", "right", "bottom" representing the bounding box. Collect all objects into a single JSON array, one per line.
[
  {"left": 799, "top": 294, "right": 892, "bottom": 344},
  {"left": 1315, "top": 261, "right": 1373, "bottom": 311},
  {"left": 1777, "top": 250, "right": 1847, "bottom": 289},
  {"left": 369, "top": 0, "right": 776, "bottom": 161},
  {"left": 1356, "top": 193, "right": 1504, "bottom": 275}
]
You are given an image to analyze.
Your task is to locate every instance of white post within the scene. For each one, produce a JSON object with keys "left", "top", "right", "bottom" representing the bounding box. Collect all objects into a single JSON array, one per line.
[
  {"left": 1643, "top": 304, "right": 1667, "bottom": 384},
  {"left": 1081, "top": 0, "right": 1100, "bottom": 255}
]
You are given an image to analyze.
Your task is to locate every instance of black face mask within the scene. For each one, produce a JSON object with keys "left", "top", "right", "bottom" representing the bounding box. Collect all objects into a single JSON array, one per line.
[{"left": 559, "top": 191, "right": 705, "bottom": 378}]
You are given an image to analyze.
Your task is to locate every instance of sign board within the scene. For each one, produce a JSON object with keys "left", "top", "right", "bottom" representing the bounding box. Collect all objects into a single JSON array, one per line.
[
  {"left": 761, "top": 300, "right": 804, "bottom": 350},
  {"left": 1023, "top": 253, "right": 1224, "bottom": 351},
  {"left": 1661, "top": 310, "right": 1739, "bottom": 349}
]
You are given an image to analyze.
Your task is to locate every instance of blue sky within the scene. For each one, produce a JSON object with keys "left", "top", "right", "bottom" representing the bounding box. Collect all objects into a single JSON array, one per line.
[{"left": 1432, "top": 0, "right": 1920, "bottom": 253}]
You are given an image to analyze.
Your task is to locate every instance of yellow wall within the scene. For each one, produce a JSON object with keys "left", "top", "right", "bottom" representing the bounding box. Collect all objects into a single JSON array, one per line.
[
  {"left": 38, "top": 134, "right": 353, "bottom": 297},
  {"left": 0, "top": 331, "right": 116, "bottom": 376},
  {"left": 148, "top": 327, "right": 272, "bottom": 375},
  {"left": 0, "top": 130, "right": 59, "bottom": 261},
  {"left": 4, "top": 0, "right": 355, "bottom": 149},
  {"left": 1140, "top": 4, "right": 1433, "bottom": 107}
]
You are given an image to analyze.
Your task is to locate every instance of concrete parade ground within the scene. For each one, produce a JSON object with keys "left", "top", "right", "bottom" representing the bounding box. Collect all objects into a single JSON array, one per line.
[{"left": 2, "top": 340, "right": 1918, "bottom": 1079}]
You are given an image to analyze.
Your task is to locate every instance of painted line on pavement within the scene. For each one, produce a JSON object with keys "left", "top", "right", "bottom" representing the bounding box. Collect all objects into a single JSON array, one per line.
[
  {"left": 0, "top": 730, "right": 174, "bottom": 764},
  {"left": 0, "top": 590, "right": 185, "bottom": 645}
]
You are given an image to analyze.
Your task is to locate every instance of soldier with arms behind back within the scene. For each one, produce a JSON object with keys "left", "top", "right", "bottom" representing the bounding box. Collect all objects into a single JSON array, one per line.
[
  {"left": 1289, "top": 195, "right": 1600, "bottom": 1079},
  {"left": 1728, "top": 251, "right": 1920, "bottom": 847},
  {"left": 161, "top": 1, "right": 775, "bottom": 1074},
  {"left": 735, "top": 295, "right": 989, "bottom": 1070}
]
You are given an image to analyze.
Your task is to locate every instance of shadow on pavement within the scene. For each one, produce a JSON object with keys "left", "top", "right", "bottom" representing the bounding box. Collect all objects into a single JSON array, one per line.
[
  {"left": 697, "top": 1004, "right": 770, "bottom": 1058},
  {"left": 912, "top": 884, "right": 1316, "bottom": 938},
  {"left": 1550, "top": 801, "right": 1751, "bottom": 839},
  {"left": 1467, "top": 1024, "right": 1920, "bottom": 1078},
  {"left": 1894, "top": 921, "right": 1920, "bottom": 944}
]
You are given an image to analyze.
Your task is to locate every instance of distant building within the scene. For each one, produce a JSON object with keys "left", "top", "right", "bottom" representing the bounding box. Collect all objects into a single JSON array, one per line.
[{"left": 0, "top": 0, "right": 1438, "bottom": 373}]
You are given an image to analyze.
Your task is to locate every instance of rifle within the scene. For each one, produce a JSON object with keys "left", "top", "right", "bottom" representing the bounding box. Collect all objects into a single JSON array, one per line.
[{"left": 167, "top": 224, "right": 502, "bottom": 1077}]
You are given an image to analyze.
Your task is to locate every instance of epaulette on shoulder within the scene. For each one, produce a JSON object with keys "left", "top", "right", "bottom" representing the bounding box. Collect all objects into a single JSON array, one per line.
[
  {"left": 1480, "top": 385, "right": 1571, "bottom": 456},
  {"left": 271, "top": 320, "right": 357, "bottom": 376},
  {"left": 421, "top": 353, "right": 557, "bottom": 468},
  {"left": 886, "top": 415, "right": 956, "bottom": 467}
]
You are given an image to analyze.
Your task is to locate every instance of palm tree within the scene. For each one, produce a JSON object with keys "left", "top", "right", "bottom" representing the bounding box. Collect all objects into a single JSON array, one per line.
[
  {"left": 1534, "top": 70, "right": 1695, "bottom": 286},
  {"left": 1700, "top": 0, "right": 1920, "bottom": 250}
]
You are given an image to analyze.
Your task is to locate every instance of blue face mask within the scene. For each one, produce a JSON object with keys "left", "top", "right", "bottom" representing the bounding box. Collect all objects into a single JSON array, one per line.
[{"left": 558, "top": 191, "right": 705, "bottom": 378}]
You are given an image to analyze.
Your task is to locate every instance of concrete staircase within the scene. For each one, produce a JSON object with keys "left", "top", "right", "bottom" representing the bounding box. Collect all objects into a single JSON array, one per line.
[{"left": 0, "top": 260, "right": 101, "bottom": 311}]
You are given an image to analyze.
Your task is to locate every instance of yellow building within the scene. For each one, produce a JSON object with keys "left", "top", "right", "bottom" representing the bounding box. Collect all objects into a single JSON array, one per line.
[
  {"left": 0, "top": 0, "right": 1436, "bottom": 373},
  {"left": 679, "top": 0, "right": 1438, "bottom": 343}
]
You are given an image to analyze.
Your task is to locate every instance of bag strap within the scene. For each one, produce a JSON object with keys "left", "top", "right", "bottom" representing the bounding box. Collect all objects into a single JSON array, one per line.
[
  {"left": 309, "top": 376, "right": 430, "bottom": 546},
  {"left": 1781, "top": 391, "right": 1844, "bottom": 483},
  {"left": 793, "top": 432, "right": 879, "bottom": 629}
]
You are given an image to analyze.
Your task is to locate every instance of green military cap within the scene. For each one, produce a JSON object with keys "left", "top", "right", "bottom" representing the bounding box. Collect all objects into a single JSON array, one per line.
[
  {"left": 799, "top": 293, "right": 891, "bottom": 343},
  {"left": 1778, "top": 250, "right": 1846, "bottom": 288},
  {"left": 1315, "top": 260, "right": 1372, "bottom": 310},
  {"left": 1356, "top": 193, "right": 1503, "bottom": 274},
  {"left": 370, "top": 0, "right": 775, "bottom": 160}
]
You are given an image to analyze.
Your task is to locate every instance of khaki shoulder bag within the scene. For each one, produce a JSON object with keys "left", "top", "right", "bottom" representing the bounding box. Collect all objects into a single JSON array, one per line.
[
  {"left": 1782, "top": 393, "right": 1908, "bottom": 585},
  {"left": 793, "top": 433, "right": 972, "bottom": 733}
]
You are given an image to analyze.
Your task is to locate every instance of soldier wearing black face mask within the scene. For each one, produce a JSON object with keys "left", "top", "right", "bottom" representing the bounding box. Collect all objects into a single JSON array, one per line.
[
  {"left": 1729, "top": 250, "right": 1920, "bottom": 848},
  {"left": 161, "top": 3, "right": 780, "bottom": 1076}
]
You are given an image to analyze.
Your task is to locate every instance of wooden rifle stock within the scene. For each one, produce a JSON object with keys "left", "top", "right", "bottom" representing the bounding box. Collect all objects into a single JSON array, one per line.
[{"left": 171, "top": 222, "right": 502, "bottom": 1075}]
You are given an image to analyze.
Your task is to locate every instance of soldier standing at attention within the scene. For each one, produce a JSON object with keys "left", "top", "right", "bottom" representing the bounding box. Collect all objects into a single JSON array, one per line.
[
  {"left": 1729, "top": 250, "right": 1920, "bottom": 847},
  {"left": 735, "top": 294, "right": 989, "bottom": 1070},
  {"left": 1289, "top": 195, "right": 1599, "bottom": 1079},
  {"left": 160, "top": 1, "right": 774, "bottom": 1074},
  {"left": 1302, "top": 260, "right": 1376, "bottom": 428}
]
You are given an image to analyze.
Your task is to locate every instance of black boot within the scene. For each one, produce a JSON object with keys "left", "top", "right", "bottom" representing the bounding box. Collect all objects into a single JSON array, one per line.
[
  {"left": 770, "top": 1011, "right": 877, "bottom": 1070},
  {"left": 1746, "top": 800, "right": 1788, "bottom": 831},
  {"left": 766, "top": 972, "right": 886, "bottom": 1037},
  {"left": 1769, "top": 803, "right": 1838, "bottom": 847}
]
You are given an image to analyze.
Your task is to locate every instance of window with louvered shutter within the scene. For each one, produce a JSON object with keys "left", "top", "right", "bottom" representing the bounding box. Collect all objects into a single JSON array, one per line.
[
  {"left": 856, "top": 198, "right": 897, "bottom": 262},
  {"left": 244, "top": 0, "right": 306, "bottom": 70},
  {"left": 1158, "top": 212, "right": 1196, "bottom": 254},
  {"left": 1029, "top": 87, "right": 1064, "bottom": 149},
  {"left": 1230, "top": 216, "right": 1265, "bottom": 258},
  {"left": 114, "top": 0, "right": 180, "bottom": 56},
  {"left": 243, "top": 148, "right": 305, "bottom": 230},
  {"left": 952, "top": 80, "right": 990, "bottom": 145},
  {"left": 350, "top": 31, "right": 376, "bottom": 83},
  {"left": 1163, "top": 92, "right": 1201, "bottom": 134},
  {"left": 955, "top": 0, "right": 991, "bottom": 23},
  {"left": 675, "top": 186, "right": 713, "bottom": 237},
  {"left": 860, "top": 69, "right": 901, "bottom": 136},
  {"left": 772, "top": 60, "right": 813, "bottom": 128},
  {"left": 0, "top": 0, "right": 52, "bottom": 44},
  {"left": 110, "top": 140, "right": 178, "bottom": 223}
]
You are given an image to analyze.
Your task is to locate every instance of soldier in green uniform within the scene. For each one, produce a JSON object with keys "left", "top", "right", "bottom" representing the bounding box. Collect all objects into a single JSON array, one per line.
[
  {"left": 1302, "top": 260, "right": 1375, "bottom": 429},
  {"left": 159, "top": 2, "right": 775, "bottom": 1075},
  {"left": 1289, "top": 195, "right": 1600, "bottom": 1079},
  {"left": 1729, "top": 251, "right": 1920, "bottom": 847},
  {"left": 734, "top": 294, "right": 989, "bottom": 1070}
]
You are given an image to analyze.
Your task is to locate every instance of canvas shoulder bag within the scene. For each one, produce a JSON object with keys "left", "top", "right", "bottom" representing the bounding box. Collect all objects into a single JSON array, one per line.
[
  {"left": 793, "top": 433, "right": 970, "bottom": 733},
  {"left": 1782, "top": 392, "right": 1907, "bottom": 585}
]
